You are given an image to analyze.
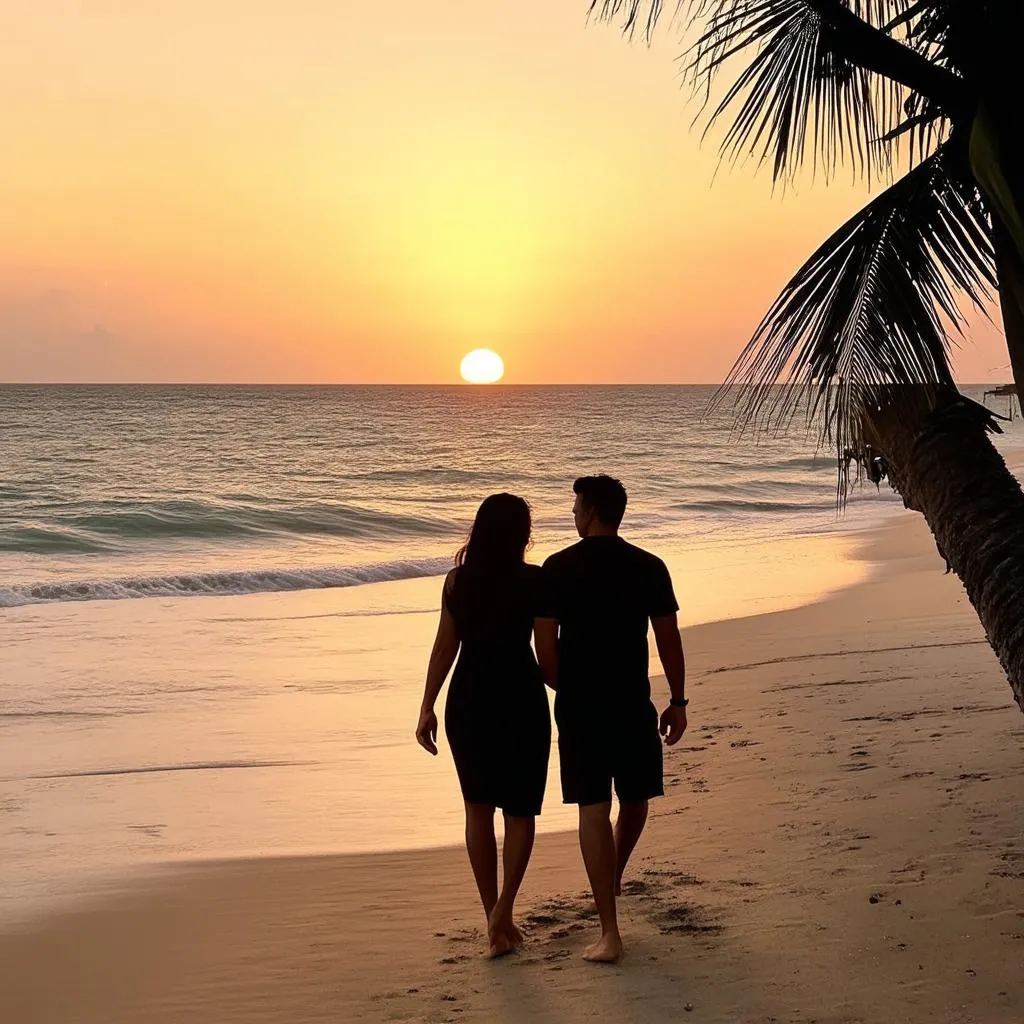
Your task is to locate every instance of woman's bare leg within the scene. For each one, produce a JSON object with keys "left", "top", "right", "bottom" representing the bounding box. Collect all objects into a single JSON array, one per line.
[
  {"left": 464, "top": 802, "right": 510, "bottom": 957},
  {"left": 489, "top": 814, "right": 535, "bottom": 948},
  {"left": 464, "top": 803, "right": 498, "bottom": 918}
]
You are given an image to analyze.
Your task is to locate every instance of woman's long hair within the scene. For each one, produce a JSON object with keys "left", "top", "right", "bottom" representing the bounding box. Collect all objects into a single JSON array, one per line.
[{"left": 452, "top": 493, "right": 532, "bottom": 603}]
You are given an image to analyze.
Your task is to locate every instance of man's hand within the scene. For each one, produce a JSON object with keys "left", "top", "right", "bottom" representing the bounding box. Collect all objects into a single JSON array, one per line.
[
  {"left": 416, "top": 707, "right": 439, "bottom": 755},
  {"left": 534, "top": 617, "right": 559, "bottom": 691},
  {"left": 659, "top": 704, "right": 688, "bottom": 746}
]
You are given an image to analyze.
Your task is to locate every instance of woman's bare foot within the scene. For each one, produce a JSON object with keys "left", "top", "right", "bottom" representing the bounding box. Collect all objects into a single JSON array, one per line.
[
  {"left": 582, "top": 931, "right": 624, "bottom": 964},
  {"left": 487, "top": 907, "right": 523, "bottom": 956},
  {"left": 488, "top": 931, "right": 516, "bottom": 959}
]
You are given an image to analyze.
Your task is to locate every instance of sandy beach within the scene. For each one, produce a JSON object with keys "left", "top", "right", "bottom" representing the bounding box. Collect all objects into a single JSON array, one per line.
[
  {"left": 6, "top": 0, "right": 1024, "bottom": 1016},
  {"left": 3, "top": 510, "right": 1023, "bottom": 1024}
]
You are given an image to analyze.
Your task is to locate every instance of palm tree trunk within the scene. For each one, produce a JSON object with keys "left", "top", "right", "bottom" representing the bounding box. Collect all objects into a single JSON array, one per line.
[
  {"left": 971, "top": 104, "right": 1024, "bottom": 394},
  {"left": 993, "top": 224, "right": 1024, "bottom": 395},
  {"left": 862, "top": 388, "right": 1024, "bottom": 712}
]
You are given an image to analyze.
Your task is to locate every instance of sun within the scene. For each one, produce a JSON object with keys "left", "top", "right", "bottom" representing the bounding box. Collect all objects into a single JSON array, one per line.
[{"left": 460, "top": 349, "right": 505, "bottom": 384}]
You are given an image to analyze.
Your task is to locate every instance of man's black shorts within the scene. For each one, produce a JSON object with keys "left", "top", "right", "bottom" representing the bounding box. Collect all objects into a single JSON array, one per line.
[{"left": 556, "top": 700, "right": 664, "bottom": 806}]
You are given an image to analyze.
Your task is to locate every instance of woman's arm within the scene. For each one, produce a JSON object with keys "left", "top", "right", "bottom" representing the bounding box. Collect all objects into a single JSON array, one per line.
[
  {"left": 415, "top": 586, "right": 460, "bottom": 755},
  {"left": 534, "top": 617, "right": 559, "bottom": 691}
]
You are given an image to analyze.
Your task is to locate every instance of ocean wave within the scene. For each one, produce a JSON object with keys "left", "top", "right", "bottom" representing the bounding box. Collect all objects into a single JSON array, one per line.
[
  {"left": 684, "top": 478, "right": 825, "bottom": 499},
  {"left": 678, "top": 498, "right": 839, "bottom": 514},
  {"left": 0, "top": 499, "right": 460, "bottom": 554},
  {"left": 0, "top": 556, "right": 451, "bottom": 608},
  {"left": 0, "top": 485, "right": 32, "bottom": 502},
  {"left": 696, "top": 455, "right": 830, "bottom": 472},
  {"left": 0, "top": 526, "right": 110, "bottom": 555},
  {"left": 678, "top": 482, "right": 901, "bottom": 516},
  {"left": 0, "top": 709, "right": 121, "bottom": 721},
  {"left": 27, "top": 760, "right": 311, "bottom": 780}
]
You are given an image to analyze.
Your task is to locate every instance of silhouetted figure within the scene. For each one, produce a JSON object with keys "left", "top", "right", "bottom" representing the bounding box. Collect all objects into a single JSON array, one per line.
[
  {"left": 536, "top": 475, "right": 688, "bottom": 963},
  {"left": 416, "top": 493, "right": 551, "bottom": 958}
]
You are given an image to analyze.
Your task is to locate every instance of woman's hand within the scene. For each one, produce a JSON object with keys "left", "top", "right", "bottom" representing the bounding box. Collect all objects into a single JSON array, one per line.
[
  {"left": 416, "top": 707, "right": 439, "bottom": 755},
  {"left": 416, "top": 585, "right": 458, "bottom": 757}
]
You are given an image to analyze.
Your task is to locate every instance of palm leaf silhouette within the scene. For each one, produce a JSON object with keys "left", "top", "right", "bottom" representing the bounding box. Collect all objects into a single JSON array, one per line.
[{"left": 719, "top": 139, "right": 994, "bottom": 492}]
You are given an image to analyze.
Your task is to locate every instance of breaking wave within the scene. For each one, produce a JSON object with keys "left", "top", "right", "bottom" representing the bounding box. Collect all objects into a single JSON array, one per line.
[{"left": 0, "top": 556, "right": 451, "bottom": 608}]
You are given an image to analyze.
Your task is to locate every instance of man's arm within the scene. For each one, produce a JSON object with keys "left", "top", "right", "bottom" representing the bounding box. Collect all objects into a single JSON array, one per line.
[
  {"left": 534, "top": 617, "right": 559, "bottom": 691},
  {"left": 652, "top": 613, "right": 687, "bottom": 745}
]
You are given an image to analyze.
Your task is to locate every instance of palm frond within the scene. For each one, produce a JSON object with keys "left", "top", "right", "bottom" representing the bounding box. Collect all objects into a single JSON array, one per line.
[
  {"left": 591, "top": 1, "right": 968, "bottom": 181},
  {"left": 587, "top": 1, "right": 674, "bottom": 41},
  {"left": 590, "top": 0, "right": 917, "bottom": 38},
  {"left": 714, "top": 138, "right": 996, "bottom": 498},
  {"left": 696, "top": 2, "right": 882, "bottom": 181},
  {"left": 689, "top": 1, "right": 944, "bottom": 182},
  {"left": 891, "top": 1, "right": 1022, "bottom": 81},
  {"left": 890, "top": 90, "right": 949, "bottom": 170}
]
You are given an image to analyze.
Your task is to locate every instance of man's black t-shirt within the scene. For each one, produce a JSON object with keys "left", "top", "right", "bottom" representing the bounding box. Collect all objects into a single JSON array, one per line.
[{"left": 540, "top": 536, "right": 678, "bottom": 715}]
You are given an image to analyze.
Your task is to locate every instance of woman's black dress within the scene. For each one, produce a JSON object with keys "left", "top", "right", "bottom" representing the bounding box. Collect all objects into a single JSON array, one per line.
[{"left": 443, "top": 563, "right": 551, "bottom": 817}]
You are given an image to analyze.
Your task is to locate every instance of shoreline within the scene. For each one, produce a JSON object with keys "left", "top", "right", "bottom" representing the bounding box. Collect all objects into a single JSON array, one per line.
[
  {"left": 0, "top": 504, "right": 895, "bottom": 930},
  {"left": 0, "top": 511, "right": 974, "bottom": 908},
  {"left": 0, "top": 502, "right": 896, "bottom": 930},
  {"left": 5, "top": 508, "right": 1024, "bottom": 1022},
  {"left": 0, "top": 495, "right": 897, "bottom": 615}
]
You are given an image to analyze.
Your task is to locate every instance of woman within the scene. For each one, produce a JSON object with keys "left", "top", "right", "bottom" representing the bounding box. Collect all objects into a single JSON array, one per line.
[{"left": 415, "top": 493, "right": 551, "bottom": 958}]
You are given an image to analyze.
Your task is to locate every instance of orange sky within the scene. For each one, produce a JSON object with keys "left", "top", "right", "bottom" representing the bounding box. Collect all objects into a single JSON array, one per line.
[{"left": 0, "top": 1, "right": 1010, "bottom": 383}]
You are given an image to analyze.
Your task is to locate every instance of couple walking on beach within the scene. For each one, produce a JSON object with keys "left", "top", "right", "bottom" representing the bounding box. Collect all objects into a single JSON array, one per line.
[{"left": 416, "top": 475, "right": 688, "bottom": 963}]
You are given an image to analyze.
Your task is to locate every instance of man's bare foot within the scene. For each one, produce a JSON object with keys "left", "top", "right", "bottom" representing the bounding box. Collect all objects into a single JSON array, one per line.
[
  {"left": 582, "top": 931, "right": 624, "bottom": 963},
  {"left": 507, "top": 921, "right": 525, "bottom": 948}
]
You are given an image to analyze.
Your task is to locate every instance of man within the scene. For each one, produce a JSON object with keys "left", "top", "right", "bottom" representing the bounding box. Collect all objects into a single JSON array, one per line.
[{"left": 536, "top": 475, "right": 688, "bottom": 964}]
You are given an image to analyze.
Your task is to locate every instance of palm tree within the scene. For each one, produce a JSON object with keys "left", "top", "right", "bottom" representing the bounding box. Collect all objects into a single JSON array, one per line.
[{"left": 591, "top": 1, "right": 1024, "bottom": 712}]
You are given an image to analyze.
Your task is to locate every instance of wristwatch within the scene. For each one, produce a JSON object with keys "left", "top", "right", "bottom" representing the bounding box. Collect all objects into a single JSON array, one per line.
[{"left": 670, "top": 697, "right": 689, "bottom": 708}]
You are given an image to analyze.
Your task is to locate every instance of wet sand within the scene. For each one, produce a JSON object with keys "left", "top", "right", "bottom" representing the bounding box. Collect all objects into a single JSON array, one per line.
[{"left": 3, "top": 511, "right": 1023, "bottom": 1023}]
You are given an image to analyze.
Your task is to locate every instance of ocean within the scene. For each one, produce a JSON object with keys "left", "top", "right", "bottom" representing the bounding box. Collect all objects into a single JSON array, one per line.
[
  {"left": 2, "top": 384, "right": 1019, "bottom": 923},
  {"left": 2, "top": 384, "right": 907, "bottom": 606}
]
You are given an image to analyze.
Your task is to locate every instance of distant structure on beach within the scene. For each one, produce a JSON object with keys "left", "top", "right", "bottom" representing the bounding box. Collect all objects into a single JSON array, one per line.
[{"left": 983, "top": 384, "right": 1019, "bottom": 421}]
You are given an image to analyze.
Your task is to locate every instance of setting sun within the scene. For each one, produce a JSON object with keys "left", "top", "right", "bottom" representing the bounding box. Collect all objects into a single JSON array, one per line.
[{"left": 459, "top": 349, "right": 505, "bottom": 384}]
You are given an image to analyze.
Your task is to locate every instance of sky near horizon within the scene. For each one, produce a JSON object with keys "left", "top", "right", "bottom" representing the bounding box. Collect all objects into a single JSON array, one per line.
[{"left": 0, "top": 2, "right": 1010, "bottom": 384}]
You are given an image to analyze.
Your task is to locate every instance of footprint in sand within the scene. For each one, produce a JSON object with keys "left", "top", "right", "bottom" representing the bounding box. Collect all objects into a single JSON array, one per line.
[
  {"left": 524, "top": 912, "right": 563, "bottom": 927},
  {"left": 992, "top": 848, "right": 1024, "bottom": 880},
  {"left": 656, "top": 904, "right": 723, "bottom": 936},
  {"left": 544, "top": 949, "right": 571, "bottom": 962},
  {"left": 671, "top": 874, "right": 704, "bottom": 888},
  {"left": 622, "top": 879, "right": 653, "bottom": 896}
]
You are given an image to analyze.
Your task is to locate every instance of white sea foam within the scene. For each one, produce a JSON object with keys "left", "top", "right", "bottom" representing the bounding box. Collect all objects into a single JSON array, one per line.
[{"left": 0, "top": 557, "right": 451, "bottom": 608}]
